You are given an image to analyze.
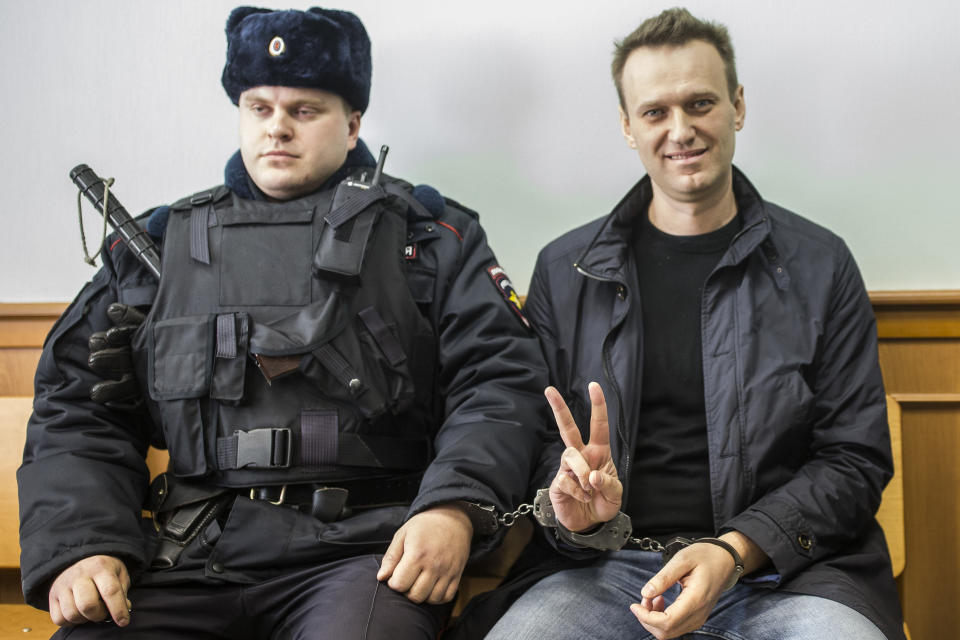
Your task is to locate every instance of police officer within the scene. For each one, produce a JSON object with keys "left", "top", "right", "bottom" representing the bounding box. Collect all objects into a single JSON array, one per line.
[{"left": 17, "top": 7, "right": 548, "bottom": 639}]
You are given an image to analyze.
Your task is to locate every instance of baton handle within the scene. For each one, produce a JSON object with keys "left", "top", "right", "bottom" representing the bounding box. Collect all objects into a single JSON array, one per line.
[{"left": 70, "top": 164, "right": 161, "bottom": 280}]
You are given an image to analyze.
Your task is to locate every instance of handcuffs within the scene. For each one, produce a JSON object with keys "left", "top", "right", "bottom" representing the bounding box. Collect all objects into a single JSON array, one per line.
[{"left": 461, "top": 489, "right": 744, "bottom": 591}]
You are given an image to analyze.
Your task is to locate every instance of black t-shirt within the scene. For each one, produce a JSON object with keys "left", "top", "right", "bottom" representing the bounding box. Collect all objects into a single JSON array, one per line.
[{"left": 626, "top": 210, "right": 741, "bottom": 539}]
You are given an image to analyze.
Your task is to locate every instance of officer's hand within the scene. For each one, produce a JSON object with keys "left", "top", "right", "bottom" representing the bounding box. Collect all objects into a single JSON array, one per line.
[
  {"left": 547, "top": 382, "right": 622, "bottom": 532},
  {"left": 48, "top": 555, "right": 132, "bottom": 627},
  {"left": 376, "top": 504, "right": 473, "bottom": 604},
  {"left": 88, "top": 302, "right": 146, "bottom": 410}
]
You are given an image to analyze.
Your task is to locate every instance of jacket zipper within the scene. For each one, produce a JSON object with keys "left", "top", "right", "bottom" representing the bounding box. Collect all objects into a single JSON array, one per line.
[{"left": 574, "top": 263, "right": 632, "bottom": 488}]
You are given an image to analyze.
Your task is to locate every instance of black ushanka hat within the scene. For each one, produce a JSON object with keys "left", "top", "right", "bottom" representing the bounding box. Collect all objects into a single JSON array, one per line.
[{"left": 221, "top": 6, "right": 371, "bottom": 112}]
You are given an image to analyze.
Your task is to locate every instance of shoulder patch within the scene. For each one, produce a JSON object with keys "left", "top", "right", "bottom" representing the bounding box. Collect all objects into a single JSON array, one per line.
[{"left": 487, "top": 265, "right": 530, "bottom": 329}]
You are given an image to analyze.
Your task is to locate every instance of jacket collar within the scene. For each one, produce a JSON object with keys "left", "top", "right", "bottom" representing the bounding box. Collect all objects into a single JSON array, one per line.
[
  {"left": 223, "top": 138, "right": 377, "bottom": 200},
  {"left": 575, "top": 166, "right": 774, "bottom": 282}
]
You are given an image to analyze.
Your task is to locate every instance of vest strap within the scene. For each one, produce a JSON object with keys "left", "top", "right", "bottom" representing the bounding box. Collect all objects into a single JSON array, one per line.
[
  {"left": 216, "top": 313, "right": 238, "bottom": 359},
  {"left": 385, "top": 183, "right": 434, "bottom": 221},
  {"left": 189, "top": 207, "right": 213, "bottom": 265},
  {"left": 301, "top": 409, "right": 338, "bottom": 467},
  {"left": 358, "top": 307, "right": 406, "bottom": 367},
  {"left": 216, "top": 426, "right": 428, "bottom": 471},
  {"left": 325, "top": 185, "right": 386, "bottom": 229},
  {"left": 337, "top": 433, "right": 430, "bottom": 470},
  {"left": 313, "top": 343, "right": 366, "bottom": 396}
]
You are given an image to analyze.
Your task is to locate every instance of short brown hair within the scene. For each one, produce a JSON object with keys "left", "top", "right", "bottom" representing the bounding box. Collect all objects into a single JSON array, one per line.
[{"left": 612, "top": 7, "right": 738, "bottom": 110}]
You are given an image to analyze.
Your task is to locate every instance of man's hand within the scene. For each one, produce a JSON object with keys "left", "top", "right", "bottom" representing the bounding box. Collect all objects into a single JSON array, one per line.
[
  {"left": 376, "top": 504, "right": 473, "bottom": 604},
  {"left": 547, "top": 382, "right": 622, "bottom": 532},
  {"left": 48, "top": 555, "right": 131, "bottom": 627},
  {"left": 629, "top": 532, "right": 768, "bottom": 640}
]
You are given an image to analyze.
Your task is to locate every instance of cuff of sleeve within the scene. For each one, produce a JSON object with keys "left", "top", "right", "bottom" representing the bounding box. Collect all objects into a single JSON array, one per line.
[{"left": 723, "top": 508, "right": 811, "bottom": 582}]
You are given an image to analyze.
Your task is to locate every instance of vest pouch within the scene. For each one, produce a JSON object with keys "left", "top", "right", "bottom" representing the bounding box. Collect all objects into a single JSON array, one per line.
[
  {"left": 303, "top": 339, "right": 389, "bottom": 419},
  {"left": 219, "top": 202, "right": 316, "bottom": 307},
  {"left": 354, "top": 306, "right": 417, "bottom": 415},
  {"left": 313, "top": 182, "right": 386, "bottom": 283},
  {"left": 150, "top": 315, "right": 214, "bottom": 400},
  {"left": 148, "top": 314, "right": 215, "bottom": 476},
  {"left": 299, "top": 306, "right": 416, "bottom": 421}
]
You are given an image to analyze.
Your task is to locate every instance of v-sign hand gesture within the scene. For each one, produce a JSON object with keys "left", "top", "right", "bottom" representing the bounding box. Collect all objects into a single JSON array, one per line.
[{"left": 546, "top": 382, "right": 623, "bottom": 533}]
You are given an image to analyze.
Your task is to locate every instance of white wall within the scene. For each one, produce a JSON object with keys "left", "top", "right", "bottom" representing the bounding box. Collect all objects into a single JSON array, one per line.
[{"left": 2, "top": 0, "right": 957, "bottom": 302}]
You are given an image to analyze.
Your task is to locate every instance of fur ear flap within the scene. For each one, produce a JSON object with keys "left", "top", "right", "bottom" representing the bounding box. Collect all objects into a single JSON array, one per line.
[{"left": 225, "top": 6, "right": 270, "bottom": 35}]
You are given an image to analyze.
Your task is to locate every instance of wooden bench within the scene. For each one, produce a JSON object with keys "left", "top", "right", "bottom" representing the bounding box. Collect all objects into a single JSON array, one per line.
[
  {"left": 0, "top": 304, "right": 908, "bottom": 638},
  {"left": 1, "top": 396, "right": 58, "bottom": 637}
]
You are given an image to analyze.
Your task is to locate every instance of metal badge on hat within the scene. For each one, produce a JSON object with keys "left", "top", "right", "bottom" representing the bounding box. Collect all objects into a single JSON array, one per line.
[{"left": 269, "top": 36, "right": 285, "bottom": 57}]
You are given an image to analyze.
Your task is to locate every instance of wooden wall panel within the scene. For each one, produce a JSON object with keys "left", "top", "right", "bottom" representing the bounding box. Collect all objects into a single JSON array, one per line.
[
  {"left": 895, "top": 400, "right": 960, "bottom": 640},
  {"left": 0, "top": 349, "right": 41, "bottom": 397},
  {"left": 0, "top": 304, "right": 64, "bottom": 397},
  {"left": 878, "top": 341, "right": 960, "bottom": 394},
  {"left": 873, "top": 291, "right": 960, "bottom": 640}
]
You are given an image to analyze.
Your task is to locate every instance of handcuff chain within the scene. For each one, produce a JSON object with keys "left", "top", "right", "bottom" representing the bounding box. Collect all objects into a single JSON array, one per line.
[
  {"left": 497, "top": 502, "right": 534, "bottom": 527},
  {"left": 629, "top": 536, "right": 665, "bottom": 553}
]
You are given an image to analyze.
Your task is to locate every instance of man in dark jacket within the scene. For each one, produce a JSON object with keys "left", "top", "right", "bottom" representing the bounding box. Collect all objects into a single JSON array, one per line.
[
  {"left": 485, "top": 7, "right": 903, "bottom": 640},
  {"left": 17, "top": 6, "right": 547, "bottom": 639}
]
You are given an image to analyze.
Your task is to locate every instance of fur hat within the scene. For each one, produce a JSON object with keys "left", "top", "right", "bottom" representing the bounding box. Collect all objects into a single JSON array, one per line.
[{"left": 221, "top": 6, "right": 371, "bottom": 112}]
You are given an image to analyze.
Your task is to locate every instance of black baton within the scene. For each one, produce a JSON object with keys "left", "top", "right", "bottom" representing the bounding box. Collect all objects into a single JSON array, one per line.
[{"left": 70, "top": 164, "right": 161, "bottom": 280}]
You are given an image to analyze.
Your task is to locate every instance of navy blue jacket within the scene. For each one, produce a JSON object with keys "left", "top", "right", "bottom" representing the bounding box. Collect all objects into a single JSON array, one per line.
[
  {"left": 18, "top": 171, "right": 549, "bottom": 609},
  {"left": 524, "top": 168, "right": 904, "bottom": 640}
]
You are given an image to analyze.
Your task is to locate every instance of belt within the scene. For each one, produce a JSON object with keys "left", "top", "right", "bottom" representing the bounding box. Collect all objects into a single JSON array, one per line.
[{"left": 245, "top": 472, "right": 423, "bottom": 521}]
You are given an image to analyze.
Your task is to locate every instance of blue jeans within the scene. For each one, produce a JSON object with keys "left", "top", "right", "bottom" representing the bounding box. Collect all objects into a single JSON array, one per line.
[{"left": 485, "top": 550, "right": 886, "bottom": 640}]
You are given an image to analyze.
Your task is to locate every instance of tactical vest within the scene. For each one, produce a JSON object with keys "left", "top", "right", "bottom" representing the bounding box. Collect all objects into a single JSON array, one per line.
[{"left": 133, "top": 178, "right": 437, "bottom": 487}]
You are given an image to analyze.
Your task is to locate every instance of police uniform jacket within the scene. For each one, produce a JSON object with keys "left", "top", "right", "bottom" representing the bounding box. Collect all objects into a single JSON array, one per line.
[
  {"left": 17, "top": 146, "right": 549, "bottom": 609},
  {"left": 522, "top": 167, "right": 905, "bottom": 640}
]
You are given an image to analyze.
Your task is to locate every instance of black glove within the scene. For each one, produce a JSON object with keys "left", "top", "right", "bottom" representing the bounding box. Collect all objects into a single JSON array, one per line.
[{"left": 88, "top": 302, "right": 147, "bottom": 410}]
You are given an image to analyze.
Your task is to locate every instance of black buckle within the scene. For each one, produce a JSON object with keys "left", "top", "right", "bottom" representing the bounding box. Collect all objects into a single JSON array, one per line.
[
  {"left": 235, "top": 428, "right": 291, "bottom": 468},
  {"left": 190, "top": 191, "right": 213, "bottom": 206}
]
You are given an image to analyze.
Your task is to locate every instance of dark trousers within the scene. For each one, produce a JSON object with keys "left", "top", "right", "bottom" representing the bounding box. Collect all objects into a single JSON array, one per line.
[{"left": 53, "top": 554, "right": 451, "bottom": 640}]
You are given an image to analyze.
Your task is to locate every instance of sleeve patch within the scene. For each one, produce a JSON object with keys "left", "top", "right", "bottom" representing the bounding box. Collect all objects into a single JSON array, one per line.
[{"left": 487, "top": 265, "right": 530, "bottom": 328}]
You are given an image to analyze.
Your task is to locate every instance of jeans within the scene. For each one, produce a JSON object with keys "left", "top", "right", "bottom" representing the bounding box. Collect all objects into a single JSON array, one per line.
[
  {"left": 54, "top": 554, "right": 450, "bottom": 640},
  {"left": 485, "top": 550, "right": 886, "bottom": 640}
]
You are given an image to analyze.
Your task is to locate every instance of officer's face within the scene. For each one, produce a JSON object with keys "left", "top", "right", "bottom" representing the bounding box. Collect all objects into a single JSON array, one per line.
[
  {"left": 239, "top": 86, "right": 361, "bottom": 201},
  {"left": 618, "top": 40, "right": 745, "bottom": 207}
]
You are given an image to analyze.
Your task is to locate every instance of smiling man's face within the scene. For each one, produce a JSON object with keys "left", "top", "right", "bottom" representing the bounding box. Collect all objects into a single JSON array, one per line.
[
  {"left": 238, "top": 86, "right": 361, "bottom": 201},
  {"left": 618, "top": 39, "right": 745, "bottom": 207}
]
